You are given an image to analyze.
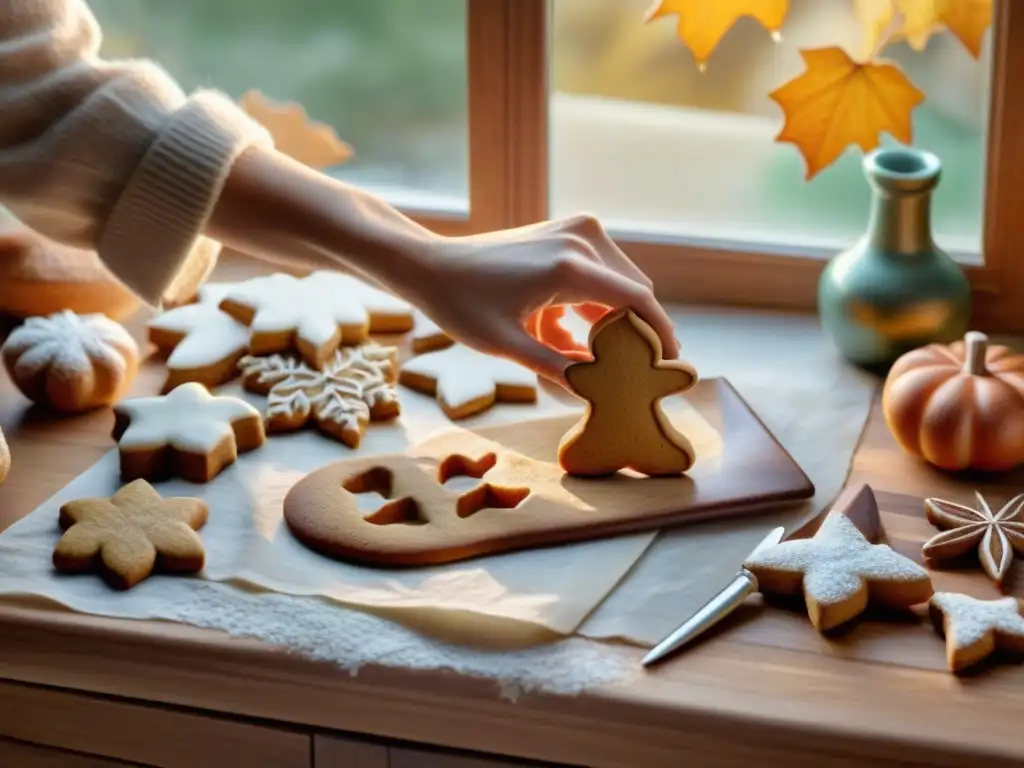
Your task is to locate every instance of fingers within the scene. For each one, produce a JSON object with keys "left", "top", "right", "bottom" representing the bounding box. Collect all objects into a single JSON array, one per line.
[
  {"left": 498, "top": 328, "right": 577, "bottom": 388},
  {"left": 555, "top": 257, "right": 679, "bottom": 359},
  {"left": 562, "top": 213, "right": 654, "bottom": 290}
]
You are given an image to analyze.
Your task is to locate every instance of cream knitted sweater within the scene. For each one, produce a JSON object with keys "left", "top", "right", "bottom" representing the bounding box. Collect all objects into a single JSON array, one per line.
[{"left": 0, "top": 0, "right": 273, "bottom": 306}]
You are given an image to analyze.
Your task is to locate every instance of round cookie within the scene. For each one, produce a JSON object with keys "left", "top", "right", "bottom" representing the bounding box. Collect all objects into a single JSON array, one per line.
[{"left": 2, "top": 310, "right": 140, "bottom": 413}]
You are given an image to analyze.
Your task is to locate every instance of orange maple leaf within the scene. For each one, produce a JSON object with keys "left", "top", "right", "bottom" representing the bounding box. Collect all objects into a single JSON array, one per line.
[
  {"left": 240, "top": 90, "right": 353, "bottom": 170},
  {"left": 645, "top": 0, "right": 790, "bottom": 65},
  {"left": 855, "top": 0, "right": 992, "bottom": 59},
  {"left": 770, "top": 47, "right": 925, "bottom": 180}
]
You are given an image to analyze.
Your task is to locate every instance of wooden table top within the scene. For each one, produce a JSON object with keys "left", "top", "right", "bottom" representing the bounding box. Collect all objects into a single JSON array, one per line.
[{"left": 3, "top": 264, "right": 1024, "bottom": 767}]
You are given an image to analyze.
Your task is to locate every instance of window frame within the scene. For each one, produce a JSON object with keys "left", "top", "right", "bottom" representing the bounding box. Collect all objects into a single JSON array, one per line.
[{"left": 456, "top": 0, "right": 1024, "bottom": 332}]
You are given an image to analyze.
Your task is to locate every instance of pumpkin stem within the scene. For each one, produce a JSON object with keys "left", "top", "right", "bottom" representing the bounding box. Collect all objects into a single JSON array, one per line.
[{"left": 964, "top": 331, "right": 989, "bottom": 376}]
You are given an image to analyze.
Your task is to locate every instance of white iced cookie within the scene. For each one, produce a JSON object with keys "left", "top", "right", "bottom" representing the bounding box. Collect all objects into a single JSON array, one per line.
[
  {"left": 410, "top": 310, "right": 452, "bottom": 354},
  {"left": 398, "top": 343, "right": 537, "bottom": 420},
  {"left": 743, "top": 511, "right": 934, "bottom": 631},
  {"left": 930, "top": 592, "right": 1024, "bottom": 672},
  {"left": 113, "top": 382, "right": 266, "bottom": 484},
  {"left": 239, "top": 343, "right": 400, "bottom": 448},
  {"left": 218, "top": 271, "right": 413, "bottom": 369},
  {"left": 2, "top": 310, "right": 140, "bottom": 413},
  {"left": 147, "top": 280, "right": 256, "bottom": 392}
]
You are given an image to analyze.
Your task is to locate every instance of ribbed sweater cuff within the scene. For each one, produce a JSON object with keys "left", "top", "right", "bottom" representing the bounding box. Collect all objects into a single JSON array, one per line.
[{"left": 97, "top": 90, "right": 272, "bottom": 308}]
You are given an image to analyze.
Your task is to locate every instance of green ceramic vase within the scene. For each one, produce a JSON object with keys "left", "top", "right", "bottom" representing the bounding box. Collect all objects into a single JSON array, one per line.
[{"left": 818, "top": 147, "right": 971, "bottom": 370}]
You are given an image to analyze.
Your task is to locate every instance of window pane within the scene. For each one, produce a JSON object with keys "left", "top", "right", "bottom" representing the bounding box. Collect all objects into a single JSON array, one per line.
[
  {"left": 551, "top": 0, "right": 990, "bottom": 261},
  {"left": 90, "top": 0, "right": 469, "bottom": 213}
]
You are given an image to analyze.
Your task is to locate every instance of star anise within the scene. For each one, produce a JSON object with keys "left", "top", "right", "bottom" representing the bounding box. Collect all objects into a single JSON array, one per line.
[{"left": 922, "top": 492, "right": 1024, "bottom": 585}]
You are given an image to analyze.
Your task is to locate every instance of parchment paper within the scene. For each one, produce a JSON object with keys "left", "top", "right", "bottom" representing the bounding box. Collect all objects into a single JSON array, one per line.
[{"left": 0, "top": 308, "right": 876, "bottom": 657}]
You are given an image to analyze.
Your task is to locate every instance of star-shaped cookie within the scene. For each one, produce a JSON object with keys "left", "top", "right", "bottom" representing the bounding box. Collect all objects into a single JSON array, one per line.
[
  {"left": 923, "top": 492, "right": 1024, "bottom": 585},
  {"left": 743, "top": 511, "right": 934, "bottom": 631},
  {"left": 112, "top": 382, "right": 266, "bottom": 483},
  {"left": 53, "top": 479, "right": 209, "bottom": 590},
  {"left": 929, "top": 592, "right": 1024, "bottom": 672}
]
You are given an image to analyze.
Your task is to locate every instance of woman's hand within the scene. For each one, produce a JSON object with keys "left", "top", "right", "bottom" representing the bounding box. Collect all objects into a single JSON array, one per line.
[{"left": 391, "top": 214, "right": 678, "bottom": 386}]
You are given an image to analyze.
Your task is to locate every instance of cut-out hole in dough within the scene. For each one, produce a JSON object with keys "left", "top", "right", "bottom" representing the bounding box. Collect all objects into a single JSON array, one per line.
[
  {"left": 342, "top": 467, "right": 428, "bottom": 526},
  {"left": 438, "top": 452, "right": 498, "bottom": 485},
  {"left": 343, "top": 466, "right": 394, "bottom": 497},
  {"left": 456, "top": 483, "right": 530, "bottom": 519},
  {"left": 364, "top": 498, "right": 428, "bottom": 526}
]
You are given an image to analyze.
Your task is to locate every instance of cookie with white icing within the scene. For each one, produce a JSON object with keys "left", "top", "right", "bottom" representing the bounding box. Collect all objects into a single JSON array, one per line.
[
  {"left": 410, "top": 311, "right": 453, "bottom": 354},
  {"left": 743, "top": 511, "right": 934, "bottom": 631},
  {"left": 147, "top": 280, "right": 257, "bottom": 392},
  {"left": 239, "top": 343, "right": 400, "bottom": 448},
  {"left": 218, "top": 271, "right": 413, "bottom": 369},
  {"left": 399, "top": 344, "right": 537, "bottom": 420},
  {"left": 930, "top": 592, "right": 1024, "bottom": 672},
  {"left": 112, "top": 382, "right": 266, "bottom": 483},
  {"left": 2, "top": 310, "right": 140, "bottom": 413}
]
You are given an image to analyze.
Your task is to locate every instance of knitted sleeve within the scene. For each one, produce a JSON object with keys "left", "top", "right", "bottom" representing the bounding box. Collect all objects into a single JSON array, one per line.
[{"left": 0, "top": 0, "right": 273, "bottom": 306}]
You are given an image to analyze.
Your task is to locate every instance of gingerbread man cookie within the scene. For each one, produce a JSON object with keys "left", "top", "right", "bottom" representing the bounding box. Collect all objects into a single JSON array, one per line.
[
  {"left": 113, "top": 382, "right": 266, "bottom": 483},
  {"left": 929, "top": 592, "right": 1024, "bottom": 672},
  {"left": 218, "top": 271, "right": 413, "bottom": 369},
  {"left": 54, "top": 479, "right": 209, "bottom": 590},
  {"left": 557, "top": 309, "right": 697, "bottom": 477},
  {"left": 744, "top": 510, "right": 934, "bottom": 631}
]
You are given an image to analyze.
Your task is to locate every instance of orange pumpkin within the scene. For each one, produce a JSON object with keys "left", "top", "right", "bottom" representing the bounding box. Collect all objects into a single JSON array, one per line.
[{"left": 882, "top": 331, "right": 1024, "bottom": 472}]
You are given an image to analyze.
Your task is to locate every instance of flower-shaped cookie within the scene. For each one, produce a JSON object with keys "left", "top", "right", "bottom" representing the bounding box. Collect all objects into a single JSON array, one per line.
[
  {"left": 923, "top": 492, "right": 1024, "bottom": 585},
  {"left": 53, "top": 479, "right": 209, "bottom": 589}
]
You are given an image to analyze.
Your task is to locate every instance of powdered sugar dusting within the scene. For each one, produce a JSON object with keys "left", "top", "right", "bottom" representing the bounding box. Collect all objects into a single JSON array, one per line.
[
  {"left": 931, "top": 592, "right": 1024, "bottom": 649},
  {"left": 745, "top": 512, "right": 930, "bottom": 605},
  {"left": 3, "top": 309, "right": 138, "bottom": 378}
]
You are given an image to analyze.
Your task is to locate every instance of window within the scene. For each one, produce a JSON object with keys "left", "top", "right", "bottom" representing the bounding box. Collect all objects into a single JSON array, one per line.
[
  {"left": 550, "top": 0, "right": 989, "bottom": 262},
  {"left": 89, "top": 0, "right": 469, "bottom": 217}
]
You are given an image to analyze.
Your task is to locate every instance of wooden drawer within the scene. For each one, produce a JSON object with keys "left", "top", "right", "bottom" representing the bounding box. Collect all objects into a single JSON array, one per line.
[
  {"left": 391, "top": 746, "right": 549, "bottom": 767},
  {"left": 0, "top": 736, "right": 134, "bottom": 767},
  {"left": 0, "top": 680, "right": 311, "bottom": 768}
]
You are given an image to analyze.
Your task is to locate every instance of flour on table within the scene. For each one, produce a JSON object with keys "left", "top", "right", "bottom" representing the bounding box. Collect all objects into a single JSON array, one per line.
[
  {"left": 115, "top": 382, "right": 264, "bottom": 455},
  {"left": 219, "top": 271, "right": 413, "bottom": 367},
  {"left": 399, "top": 344, "right": 538, "bottom": 419}
]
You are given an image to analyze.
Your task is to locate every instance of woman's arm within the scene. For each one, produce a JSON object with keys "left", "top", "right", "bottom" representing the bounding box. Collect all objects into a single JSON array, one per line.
[
  {"left": 0, "top": 0, "right": 272, "bottom": 305},
  {"left": 0, "top": 0, "right": 677, "bottom": 381}
]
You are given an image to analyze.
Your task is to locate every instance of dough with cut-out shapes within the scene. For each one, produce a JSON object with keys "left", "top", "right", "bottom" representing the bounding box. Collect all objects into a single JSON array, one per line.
[
  {"left": 147, "top": 279, "right": 266, "bottom": 392},
  {"left": 113, "top": 382, "right": 266, "bottom": 483},
  {"left": 54, "top": 479, "right": 208, "bottom": 590},
  {"left": 218, "top": 271, "right": 413, "bottom": 369},
  {"left": 399, "top": 343, "right": 537, "bottom": 419}
]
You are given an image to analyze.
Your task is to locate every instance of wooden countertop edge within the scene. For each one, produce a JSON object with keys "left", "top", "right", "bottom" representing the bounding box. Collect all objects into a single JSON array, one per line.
[{"left": 0, "top": 602, "right": 1012, "bottom": 768}]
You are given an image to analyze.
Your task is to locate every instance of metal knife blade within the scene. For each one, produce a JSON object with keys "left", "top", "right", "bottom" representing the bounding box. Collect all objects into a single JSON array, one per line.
[{"left": 641, "top": 525, "right": 786, "bottom": 667}]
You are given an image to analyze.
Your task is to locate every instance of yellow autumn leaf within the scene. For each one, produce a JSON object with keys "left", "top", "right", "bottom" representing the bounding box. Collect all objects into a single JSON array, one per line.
[
  {"left": 644, "top": 0, "right": 790, "bottom": 65},
  {"left": 240, "top": 90, "right": 353, "bottom": 170},
  {"left": 855, "top": 0, "right": 992, "bottom": 59},
  {"left": 770, "top": 47, "right": 925, "bottom": 180}
]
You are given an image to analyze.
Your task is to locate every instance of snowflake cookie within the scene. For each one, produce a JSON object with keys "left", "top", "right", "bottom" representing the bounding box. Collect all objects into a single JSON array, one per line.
[
  {"left": 743, "top": 511, "right": 934, "bottom": 631},
  {"left": 930, "top": 592, "right": 1024, "bottom": 672},
  {"left": 113, "top": 382, "right": 266, "bottom": 483},
  {"left": 219, "top": 271, "right": 413, "bottom": 369},
  {"left": 239, "top": 343, "right": 400, "bottom": 448}
]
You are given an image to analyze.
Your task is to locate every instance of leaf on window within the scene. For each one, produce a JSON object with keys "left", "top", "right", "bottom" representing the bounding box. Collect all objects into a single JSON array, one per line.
[
  {"left": 770, "top": 47, "right": 925, "bottom": 180},
  {"left": 644, "top": 0, "right": 790, "bottom": 65},
  {"left": 855, "top": 0, "right": 992, "bottom": 59},
  {"left": 240, "top": 90, "right": 353, "bottom": 170}
]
